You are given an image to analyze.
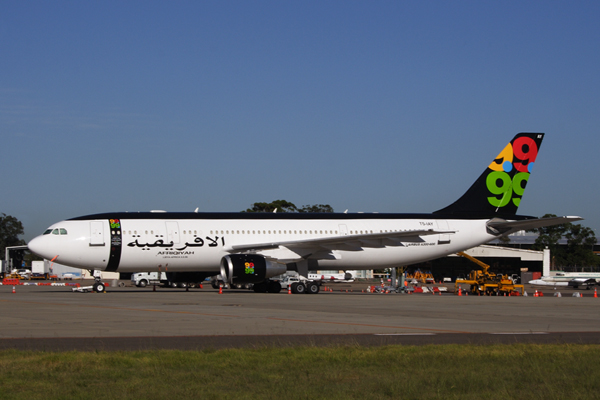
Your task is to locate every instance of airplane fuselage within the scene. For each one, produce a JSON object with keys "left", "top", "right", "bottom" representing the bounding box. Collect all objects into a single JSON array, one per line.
[{"left": 29, "top": 212, "right": 495, "bottom": 274}]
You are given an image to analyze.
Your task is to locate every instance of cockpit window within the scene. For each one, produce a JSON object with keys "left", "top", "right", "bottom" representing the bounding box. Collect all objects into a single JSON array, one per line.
[{"left": 46, "top": 228, "right": 68, "bottom": 235}]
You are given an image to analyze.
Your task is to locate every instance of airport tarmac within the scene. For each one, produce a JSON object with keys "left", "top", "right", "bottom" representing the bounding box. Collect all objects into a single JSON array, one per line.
[{"left": 1, "top": 283, "right": 599, "bottom": 351}]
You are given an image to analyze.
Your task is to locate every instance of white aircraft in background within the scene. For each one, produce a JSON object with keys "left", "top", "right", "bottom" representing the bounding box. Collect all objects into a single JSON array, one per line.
[
  {"left": 529, "top": 272, "right": 600, "bottom": 289},
  {"left": 538, "top": 272, "right": 600, "bottom": 282},
  {"left": 529, "top": 278, "right": 597, "bottom": 289},
  {"left": 28, "top": 133, "right": 582, "bottom": 293}
]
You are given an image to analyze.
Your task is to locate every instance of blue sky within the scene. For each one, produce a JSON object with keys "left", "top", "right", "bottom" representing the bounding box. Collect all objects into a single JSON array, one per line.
[{"left": 2, "top": 1, "right": 599, "bottom": 242}]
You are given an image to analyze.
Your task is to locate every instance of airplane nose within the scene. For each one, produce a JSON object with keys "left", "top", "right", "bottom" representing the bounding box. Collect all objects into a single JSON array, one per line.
[{"left": 28, "top": 235, "right": 55, "bottom": 260}]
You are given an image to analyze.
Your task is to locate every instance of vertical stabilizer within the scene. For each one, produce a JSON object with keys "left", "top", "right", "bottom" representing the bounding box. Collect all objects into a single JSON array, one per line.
[{"left": 433, "top": 133, "right": 544, "bottom": 218}]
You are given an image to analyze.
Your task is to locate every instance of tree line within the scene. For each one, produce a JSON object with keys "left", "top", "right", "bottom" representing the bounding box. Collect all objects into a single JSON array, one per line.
[
  {"left": 243, "top": 200, "right": 334, "bottom": 213},
  {"left": 528, "top": 214, "right": 598, "bottom": 268}
]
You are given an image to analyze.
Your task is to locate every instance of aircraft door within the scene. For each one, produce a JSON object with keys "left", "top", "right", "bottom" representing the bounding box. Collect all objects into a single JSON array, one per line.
[
  {"left": 166, "top": 221, "right": 180, "bottom": 245},
  {"left": 90, "top": 221, "right": 105, "bottom": 246},
  {"left": 339, "top": 224, "right": 348, "bottom": 235},
  {"left": 437, "top": 220, "right": 451, "bottom": 245}
]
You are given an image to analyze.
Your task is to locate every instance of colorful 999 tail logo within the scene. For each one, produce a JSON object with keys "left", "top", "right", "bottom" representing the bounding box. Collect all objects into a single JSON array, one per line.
[{"left": 486, "top": 134, "right": 542, "bottom": 209}]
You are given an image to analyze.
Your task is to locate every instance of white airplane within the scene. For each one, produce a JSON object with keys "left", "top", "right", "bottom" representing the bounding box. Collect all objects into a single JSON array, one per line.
[
  {"left": 28, "top": 133, "right": 582, "bottom": 293},
  {"left": 537, "top": 272, "right": 600, "bottom": 282},
  {"left": 529, "top": 278, "right": 597, "bottom": 289}
]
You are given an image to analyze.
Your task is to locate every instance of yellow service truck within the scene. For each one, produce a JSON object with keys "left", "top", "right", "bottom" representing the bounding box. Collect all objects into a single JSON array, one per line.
[{"left": 454, "top": 252, "right": 524, "bottom": 295}]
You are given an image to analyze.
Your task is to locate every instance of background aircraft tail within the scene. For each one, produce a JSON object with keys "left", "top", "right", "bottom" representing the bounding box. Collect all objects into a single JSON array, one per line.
[{"left": 434, "top": 132, "right": 544, "bottom": 218}]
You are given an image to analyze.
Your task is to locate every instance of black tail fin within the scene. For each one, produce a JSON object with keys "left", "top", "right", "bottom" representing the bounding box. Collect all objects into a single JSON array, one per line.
[{"left": 433, "top": 132, "right": 544, "bottom": 218}]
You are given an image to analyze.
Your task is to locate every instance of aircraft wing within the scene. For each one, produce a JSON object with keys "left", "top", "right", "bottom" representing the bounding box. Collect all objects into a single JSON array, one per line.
[
  {"left": 487, "top": 216, "right": 583, "bottom": 236},
  {"left": 227, "top": 229, "right": 454, "bottom": 263}
]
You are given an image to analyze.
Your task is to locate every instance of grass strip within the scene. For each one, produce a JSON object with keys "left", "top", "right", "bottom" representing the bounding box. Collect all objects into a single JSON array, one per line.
[{"left": 0, "top": 344, "right": 598, "bottom": 399}]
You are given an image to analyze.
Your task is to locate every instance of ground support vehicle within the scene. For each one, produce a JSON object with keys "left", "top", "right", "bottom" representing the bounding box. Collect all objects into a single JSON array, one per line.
[
  {"left": 72, "top": 281, "right": 106, "bottom": 293},
  {"left": 132, "top": 272, "right": 169, "bottom": 287},
  {"left": 406, "top": 270, "right": 435, "bottom": 284},
  {"left": 279, "top": 276, "right": 320, "bottom": 294},
  {"left": 454, "top": 252, "right": 524, "bottom": 295}
]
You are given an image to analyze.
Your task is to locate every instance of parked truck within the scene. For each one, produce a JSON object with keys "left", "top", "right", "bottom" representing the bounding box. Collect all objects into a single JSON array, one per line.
[{"left": 131, "top": 272, "right": 168, "bottom": 287}]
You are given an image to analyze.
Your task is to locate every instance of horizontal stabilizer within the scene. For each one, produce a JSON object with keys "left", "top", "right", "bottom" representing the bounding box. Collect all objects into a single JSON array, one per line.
[{"left": 487, "top": 216, "right": 583, "bottom": 236}]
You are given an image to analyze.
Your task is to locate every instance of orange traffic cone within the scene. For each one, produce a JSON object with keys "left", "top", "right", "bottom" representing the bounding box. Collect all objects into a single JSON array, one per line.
[
  {"left": 200, "top": 283, "right": 203, "bottom": 289},
  {"left": 458, "top": 288, "right": 462, "bottom": 296},
  {"left": 12, "top": 286, "right": 15, "bottom": 294},
  {"left": 288, "top": 285, "right": 292, "bottom": 294},
  {"left": 219, "top": 284, "right": 223, "bottom": 294},
  {"left": 594, "top": 288, "right": 598, "bottom": 298},
  {"left": 534, "top": 290, "right": 538, "bottom": 297}
]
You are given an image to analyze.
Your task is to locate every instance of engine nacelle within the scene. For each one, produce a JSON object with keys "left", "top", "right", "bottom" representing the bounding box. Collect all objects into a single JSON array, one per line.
[{"left": 220, "top": 254, "right": 286, "bottom": 285}]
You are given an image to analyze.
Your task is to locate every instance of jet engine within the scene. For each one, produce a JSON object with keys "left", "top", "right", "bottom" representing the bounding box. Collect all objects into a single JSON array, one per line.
[{"left": 220, "top": 254, "right": 286, "bottom": 285}]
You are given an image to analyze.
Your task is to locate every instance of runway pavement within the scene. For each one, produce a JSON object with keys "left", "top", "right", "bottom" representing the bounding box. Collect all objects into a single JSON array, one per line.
[{"left": 1, "top": 283, "right": 599, "bottom": 351}]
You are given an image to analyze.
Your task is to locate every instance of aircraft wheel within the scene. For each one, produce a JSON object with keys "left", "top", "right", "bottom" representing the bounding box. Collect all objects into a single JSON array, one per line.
[
  {"left": 93, "top": 282, "right": 105, "bottom": 293},
  {"left": 307, "top": 282, "right": 320, "bottom": 294}
]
